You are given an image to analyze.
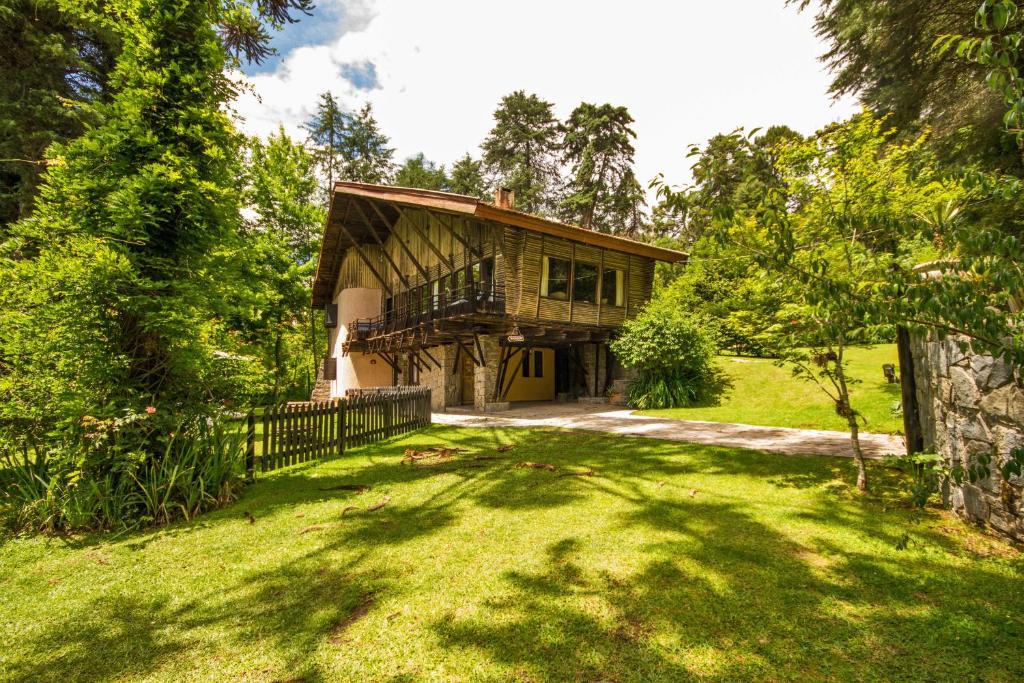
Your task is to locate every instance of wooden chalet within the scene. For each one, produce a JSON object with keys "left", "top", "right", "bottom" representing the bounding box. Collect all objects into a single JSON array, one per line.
[{"left": 311, "top": 182, "right": 687, "bottom": 410}]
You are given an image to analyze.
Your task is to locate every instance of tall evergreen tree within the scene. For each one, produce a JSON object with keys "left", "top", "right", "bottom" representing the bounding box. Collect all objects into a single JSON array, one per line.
[
  {"left": 0, "top": 0, "right": 119, "bottom": 231},
  {"left": 481, "top": 90, "right": 562, "bottom": 214},
  {"left": 0, "top": 0, "right": 272, "bottom": 449},
  {"left": 304, "top": 91, "right": 347, "bottom": 203},
  {"left": 448, "top": 153, "right": 488, "bottom": 198},
  {"left": 341, "top": 103, "right": 394, "bottom": 184},
  {"left": 394, "top": 153, "right": 448, "bottom": 190},
  {"left": 792, "top": 0, "right": 1018, "bottom": 172},
  {"left": 559, "top": 102, "right": 645, "bottom": 235}
]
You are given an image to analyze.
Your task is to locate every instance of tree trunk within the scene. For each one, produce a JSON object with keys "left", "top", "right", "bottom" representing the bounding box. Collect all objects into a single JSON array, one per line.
[
  {"left": 846, "top": 408, "right": 868, "bottom": 491},
  {"left": 834, "top": 345, "right": 867, "bottom": 491}
]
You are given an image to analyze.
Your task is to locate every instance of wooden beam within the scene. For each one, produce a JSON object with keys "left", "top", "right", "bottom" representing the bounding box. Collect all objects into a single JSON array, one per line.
[
  {"left": 452, "top": 343, "right": 462, "bottom": 375},
  {"left": 455, "top": 338, "right": 481, "bottom": 367},
  {"left": 335, "top": 221, "right": 393, "bottom": 297},
  {"left": 492, "top": 345, "right": 511, "bottom": 401},
  {"left": 377, "top": 352, "right": 398, "bottom": 372},
  {"left": 351, "top": 200, "right": 411, "bottom": 289},
  {"left": 473, "top": 333, "right": 486, "bottom": 368},
  {"left": 430, "top": 211, "right": 483, "bottom": 260},
  {"left": 418, "top": 346, "right": 441, "bottom": 370},
  {"left": 396, "top": 206, "right": 453, "bottom": 272},
  {"left": 500, "top": 347, "right": 528, "bottom": 401},
  {"left": 364, "top": 199, "right": 431, "bottom": 282}
]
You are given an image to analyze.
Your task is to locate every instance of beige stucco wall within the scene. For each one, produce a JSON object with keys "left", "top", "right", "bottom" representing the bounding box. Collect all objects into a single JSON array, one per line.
[{"left": 330, "top": 287, "right": 392, "bottom": 397}]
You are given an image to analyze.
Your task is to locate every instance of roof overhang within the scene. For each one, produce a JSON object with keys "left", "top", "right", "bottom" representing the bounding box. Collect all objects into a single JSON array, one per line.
[{"left": 312, "top": 182, "right": 688, "bottom": 307}]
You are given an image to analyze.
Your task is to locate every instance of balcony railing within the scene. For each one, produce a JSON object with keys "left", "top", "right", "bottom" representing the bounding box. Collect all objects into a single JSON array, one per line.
[{"left": 348, "top": 281, "right": 506, "bottom": 343}]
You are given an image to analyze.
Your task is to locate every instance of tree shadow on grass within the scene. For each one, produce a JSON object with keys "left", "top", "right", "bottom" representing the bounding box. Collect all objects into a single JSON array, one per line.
[
  {"left": 434, "top": 497, "right": 1024, "bottom": 681},
  {"left": 8, "top": 426, "right": 1023, "bottom": 681}
]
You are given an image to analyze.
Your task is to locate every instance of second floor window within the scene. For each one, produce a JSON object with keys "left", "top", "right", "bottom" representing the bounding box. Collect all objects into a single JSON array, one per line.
[
  {"left": 541, "top": 256, "right": 570, "bottom": 300},
  {"left": 573, "top": 262, "right": 598, "bottom": 304},
  {"left": 601, "top": 268, "right": 624, "bottom": 307}
]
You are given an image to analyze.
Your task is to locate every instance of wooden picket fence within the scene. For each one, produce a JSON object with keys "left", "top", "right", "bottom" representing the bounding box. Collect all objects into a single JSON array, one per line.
[{"left": 245, "top": 387, "right": 431, "bottom": 474}]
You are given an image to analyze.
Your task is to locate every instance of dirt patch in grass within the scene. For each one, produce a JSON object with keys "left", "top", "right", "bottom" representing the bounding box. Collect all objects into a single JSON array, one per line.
[{"left": 330, "top": 593, "right": 376, "bottom": 644}]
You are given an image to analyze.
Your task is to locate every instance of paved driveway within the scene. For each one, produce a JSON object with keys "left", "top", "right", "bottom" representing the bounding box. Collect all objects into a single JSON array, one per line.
[{"left": 433, "top": 403, "right": 905, "bottom": 459}]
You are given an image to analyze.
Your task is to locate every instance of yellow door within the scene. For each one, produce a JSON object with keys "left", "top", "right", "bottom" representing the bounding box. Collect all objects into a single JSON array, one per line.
[{"left": 503, "top": 348, "right": 555, "bottom": 402}]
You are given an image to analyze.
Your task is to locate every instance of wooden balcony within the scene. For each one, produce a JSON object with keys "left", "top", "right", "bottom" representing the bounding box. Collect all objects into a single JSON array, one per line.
[{"left": 346, "top": 281, "right": 506, "bottom": 350}]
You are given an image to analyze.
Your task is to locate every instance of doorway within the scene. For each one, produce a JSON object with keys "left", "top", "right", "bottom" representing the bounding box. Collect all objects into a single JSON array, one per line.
[{"left": 459, "top": 352, "right": 475, "bottom": 405}]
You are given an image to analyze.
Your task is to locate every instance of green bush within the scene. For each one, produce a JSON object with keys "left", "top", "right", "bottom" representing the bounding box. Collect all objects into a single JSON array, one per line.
[
  {"left": 610, "top": 307, "right": 718, "bottom": 409},
  {"left": 0, "top": 414, "right": 247, "bottom": 533}
]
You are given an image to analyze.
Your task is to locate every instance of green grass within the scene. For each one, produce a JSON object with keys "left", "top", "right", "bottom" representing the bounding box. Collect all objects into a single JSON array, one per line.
[
  {"left": 2, "top": 426, "right": 1021, "bottom": 682},
  {"left": 642, "top": 344, "right": 904, "bottom": 434}
]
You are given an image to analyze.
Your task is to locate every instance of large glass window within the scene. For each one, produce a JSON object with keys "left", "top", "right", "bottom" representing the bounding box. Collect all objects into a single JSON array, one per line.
[
  {"left": 533, "top": 350, "right": 543, "bottom": 378},
  {"left": 521, "top": 349, "right": 531, "bottom": 377},
  {"left": 601, "top": 268, "right": 624, "bottom": 307},
  {"left": 541, "top": 256, "right": 570, "bottom": 300},
  {"left": 573, "top": 262, "right": 599, "bottom": 304}
]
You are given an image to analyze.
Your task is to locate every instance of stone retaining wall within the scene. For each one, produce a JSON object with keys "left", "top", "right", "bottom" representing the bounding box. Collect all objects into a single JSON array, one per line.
[{"left": 910, "top": 334, "right": 1024, "bottom": 539}]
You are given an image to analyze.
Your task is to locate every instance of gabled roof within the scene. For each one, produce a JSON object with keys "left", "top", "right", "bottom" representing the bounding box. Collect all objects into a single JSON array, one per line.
[{"left": 312, "top": 182, "right": 688, "bottom": 307}]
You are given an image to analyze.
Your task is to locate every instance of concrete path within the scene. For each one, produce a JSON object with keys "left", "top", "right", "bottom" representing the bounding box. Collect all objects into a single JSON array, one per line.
[{"left": 432, "top": 403, "right": 905, "bottom": 459}]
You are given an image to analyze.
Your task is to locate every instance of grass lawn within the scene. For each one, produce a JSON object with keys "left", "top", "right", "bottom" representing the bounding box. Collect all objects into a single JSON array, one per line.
[
  {"left": 3, "top": 426, "right": 1021, "bottom": 682},
  {"left": 642, "top": 344, "right": 904, "bottom": 434}
]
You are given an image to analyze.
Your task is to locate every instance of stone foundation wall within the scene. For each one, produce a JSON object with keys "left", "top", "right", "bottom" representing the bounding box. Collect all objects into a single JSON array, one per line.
[{"left": 911, "top": 334, "right": 1024, "bottom": 539}]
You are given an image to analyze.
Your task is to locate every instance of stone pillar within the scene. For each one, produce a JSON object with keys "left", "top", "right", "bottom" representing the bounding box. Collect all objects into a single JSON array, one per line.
[
  {"left": 474, "top": 335, "right": 507, "bottom": 411},
  {"left": 421, "top": 344, "right": 460, "bottom": 411}
]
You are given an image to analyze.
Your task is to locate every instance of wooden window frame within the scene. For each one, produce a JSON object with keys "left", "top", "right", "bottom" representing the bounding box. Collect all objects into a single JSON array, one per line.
[{"left": 540, "top": 254, "right": 571, "bottom": 301}]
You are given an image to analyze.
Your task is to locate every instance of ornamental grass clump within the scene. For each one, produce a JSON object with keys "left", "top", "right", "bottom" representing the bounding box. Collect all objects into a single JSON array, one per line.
[
  {"left": 0, "top": 412, "right": 247, "bottom": 533},
  {"left": 610, "top": 307, "right": 718, "bottom": 409}
]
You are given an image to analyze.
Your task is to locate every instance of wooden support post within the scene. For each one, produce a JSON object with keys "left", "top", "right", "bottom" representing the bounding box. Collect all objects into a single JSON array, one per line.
[
  {"left": 473, "top": 333, "right": 487, "bottom": 368},
  {"left": 455, "top": 338, "right": 480, "bottom": 367},
  {"left": 419, "top": 346, "right": 441, "bottom": 370},
  {"left": 897, "top": 327, "right": 924, "bottom": 455},
  {"left": 500, "top": 347, "right": 528, "bottom": 401},
  {"left": 245, "top": 411, "right": 255, "bottom": 481},
  {"left": 493, "top": 345, "right": 511, "bottom": 401}
]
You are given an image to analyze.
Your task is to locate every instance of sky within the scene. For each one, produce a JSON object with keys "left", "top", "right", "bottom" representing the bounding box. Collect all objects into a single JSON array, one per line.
[{"left": 234, "top": 0, "right": 860, "bottom": 195}]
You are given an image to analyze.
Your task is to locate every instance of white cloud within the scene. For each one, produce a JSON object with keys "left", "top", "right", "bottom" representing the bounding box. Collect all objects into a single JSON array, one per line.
[{"left": 233, "top": 0, "right": 859, "bottom": 197}]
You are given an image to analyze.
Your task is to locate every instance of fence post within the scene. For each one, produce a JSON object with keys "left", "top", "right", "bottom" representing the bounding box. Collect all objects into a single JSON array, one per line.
[
  {"left": 338, "top": 398, "right": 347, "bottom": 455},
  {"left": 245, "top": 411, "right": 256, "bottom": 481}
]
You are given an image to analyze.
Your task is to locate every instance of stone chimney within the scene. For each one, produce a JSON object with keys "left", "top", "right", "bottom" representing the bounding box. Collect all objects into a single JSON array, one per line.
[{"left": 494, "top": 187, "right": 515, "bottom": 210}]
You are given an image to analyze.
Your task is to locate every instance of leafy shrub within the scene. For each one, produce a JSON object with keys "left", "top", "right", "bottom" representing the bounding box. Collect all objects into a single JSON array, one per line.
[
  {"left": 0, "top": 413, "right": 247, "bottom": 533},
  {"left": 610, "top": 307, "right": 718, "bottom": 409}
]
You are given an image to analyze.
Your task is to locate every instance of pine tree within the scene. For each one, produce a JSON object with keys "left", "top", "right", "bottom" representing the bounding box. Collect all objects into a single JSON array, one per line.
[
  {"left": 304, "top": 91, "right": 347, "bottom": 202},
  {"left": 0, "top": 0, "right": 118, "bottom": 230},
  {"left": 394, "top": 153, "right": 448, "bottom": 190},
  {"left": 448, "top": 153, "right": 488, "bottom": 198},
  {"left": 481, "top": 91, "right": 562, "bottom": 214},
  {"left": 559, "top": 102, "right": 645, "bottom": 235},
  {"left": 341, "top": 103, "right": 394, "bottom": 184}
]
